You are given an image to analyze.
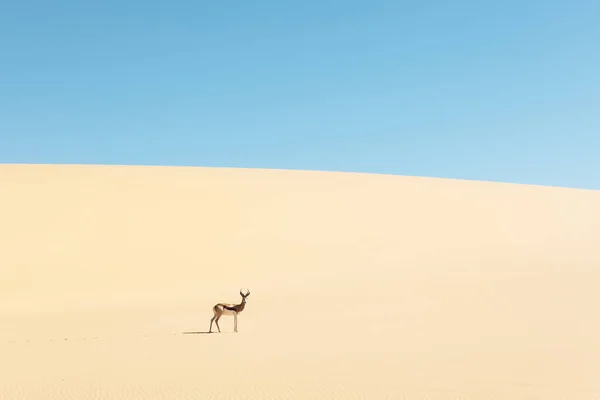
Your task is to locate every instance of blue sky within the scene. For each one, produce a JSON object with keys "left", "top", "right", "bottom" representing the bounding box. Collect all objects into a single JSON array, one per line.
[{"left": 1, "top": 1, "right": 599, "bottom": 189}]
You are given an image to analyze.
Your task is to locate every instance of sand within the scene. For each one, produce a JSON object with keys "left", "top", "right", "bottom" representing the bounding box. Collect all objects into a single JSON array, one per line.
[{"left": 1, "top": 163, "right": 599, "bottom": 399}]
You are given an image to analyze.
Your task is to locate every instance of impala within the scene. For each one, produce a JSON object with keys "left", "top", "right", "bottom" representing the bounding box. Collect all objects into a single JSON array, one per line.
[{"left": 209, "top": 288, "right": 251, "bottom": 333}]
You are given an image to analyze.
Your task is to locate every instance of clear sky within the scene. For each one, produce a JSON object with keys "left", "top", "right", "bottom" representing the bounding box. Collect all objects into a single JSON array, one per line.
[{"left": 1, "top": 1, "right": 599, "bottom": 189}]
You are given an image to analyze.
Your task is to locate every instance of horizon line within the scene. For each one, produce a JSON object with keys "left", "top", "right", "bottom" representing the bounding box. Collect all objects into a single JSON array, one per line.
[{"left": 1, "top": 161, "right": 598, "bottom": 193}]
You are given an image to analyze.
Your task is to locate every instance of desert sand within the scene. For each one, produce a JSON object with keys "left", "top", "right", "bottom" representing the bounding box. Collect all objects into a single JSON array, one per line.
[{"left": 1, "top": 163, "right": 599, "bottom": 399}]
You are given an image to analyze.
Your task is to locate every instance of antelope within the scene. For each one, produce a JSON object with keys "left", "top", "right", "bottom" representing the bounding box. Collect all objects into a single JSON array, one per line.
[{"left": 209, "top": 288, "right": 251, "bottom": 333}]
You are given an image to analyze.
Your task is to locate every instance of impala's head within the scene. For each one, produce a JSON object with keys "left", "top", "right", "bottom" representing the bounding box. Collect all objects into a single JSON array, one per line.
[{"left": 240, "top": 288, "right": 251, "bottom": 302}]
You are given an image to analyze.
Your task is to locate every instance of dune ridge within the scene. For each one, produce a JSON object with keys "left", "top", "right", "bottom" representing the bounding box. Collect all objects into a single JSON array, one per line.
[{"left": 1, "top": 163, "right": 599, "bottom": 399}]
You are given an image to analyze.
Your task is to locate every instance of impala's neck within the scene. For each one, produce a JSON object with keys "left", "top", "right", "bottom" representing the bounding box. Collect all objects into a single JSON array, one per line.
[{"left": 237, "top": 296, "right": 247, "bottom": 311}]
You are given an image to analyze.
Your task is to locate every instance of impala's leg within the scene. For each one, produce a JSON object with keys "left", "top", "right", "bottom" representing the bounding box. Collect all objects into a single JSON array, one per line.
[
  {"left": 215, "top": 316, "right": 222, "bottom": 333},
  {"left": 209, "top": 306, "right": 219, "bottom": 333},
  {"left": 234, "top": 313, "right": 238, "bottom": 332}
]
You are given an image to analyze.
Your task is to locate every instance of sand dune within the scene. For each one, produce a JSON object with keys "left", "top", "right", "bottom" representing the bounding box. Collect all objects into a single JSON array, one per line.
[{"left": 1, "top": 163, "right": 599, "bottom": 399}]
